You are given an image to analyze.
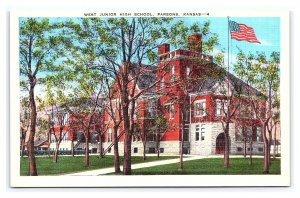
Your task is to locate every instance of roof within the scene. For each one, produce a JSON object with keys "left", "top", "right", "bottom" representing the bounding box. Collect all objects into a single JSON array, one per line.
[
  {"left": 191, "top": 64, "right": 265, "bottom": 99},
  {"left": 34, "top": 138, "right": 48, "bottom": 147},
  {"left": 124, "top": 61, "right": 265, "bottom": 99},
  {"left": 128, "top": 63, "right": 157, "bottom": 94}
]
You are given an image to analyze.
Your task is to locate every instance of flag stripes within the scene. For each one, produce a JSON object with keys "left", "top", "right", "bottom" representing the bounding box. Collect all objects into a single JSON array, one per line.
[{"left": 229, "top": 20, "right": 260, "bottom": 44}]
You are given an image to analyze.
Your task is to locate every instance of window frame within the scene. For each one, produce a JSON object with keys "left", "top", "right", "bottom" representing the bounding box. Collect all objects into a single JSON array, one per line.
[
  {"left": 107, "top": 128, "right": 112, "bottom": 142},
  {"left": 169, "top": 104, "right": 174, "bottom": 119},
  {"left": 194, "top": 99, "right": 206, "bottom": 117},
  {"left": 195, "top": 124, "right": 200, "bottom": 141}
]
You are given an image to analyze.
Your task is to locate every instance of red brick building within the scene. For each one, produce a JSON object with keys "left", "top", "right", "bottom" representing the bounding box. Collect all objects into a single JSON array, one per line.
[
  {"left": 45, "top": 34, "right": 266, "bottom": 156},
  {"left": 102, "top": 33, "right": 266, "bottom": 156}
]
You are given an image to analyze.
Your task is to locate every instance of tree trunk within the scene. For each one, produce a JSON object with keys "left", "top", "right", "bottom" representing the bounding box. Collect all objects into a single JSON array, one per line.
[
  {"left": 268, "top": 129, "right": 272, "bottom": 166},
  {"left": 98, "top": 134, "right": 103, "bottom": 158},
  {"left": 249, "top": 138, "right": 253, "bottom": 166},
  {"left": 84, "top": 136, "right": 89, "bottom": 167},
  {"left": 243, "top": 137, "right": 247, "bottom": 158},
  {"left": 123, "top": 130, "right": 132, "bottom": 175},
  {"left": 47, "top": 131, "right": 51, "bottom": 157},
  {"left": 178, "top": 122, "right": 184, "bottom": 172},
  {"left": 223, "top": 122, "right": 230, "bottom": 168},
  {"left": 113, "top": 126, "right": 121, "bottom": 173},
  {"left": 71, "top": 140, "right": 74, "bottom": 157},
  {"left": 156, "top": 131, "right": 160, "bottom": 159},
  {"left": 273, "top": 125, "right": 277, "bottom": 159},
  {"left": 53, "top": 142, "right": 59, "bottom": 163},
  {"left": 122, "top": 99, "right": 132, "bottom": 175},
  {"left": 28, "top": 84, "right": 38, "bottom": 176},
  {"left": 156, "top": 144, "right": 160, "bottom": 159},
  {"left": 20, "top": 136, "right": 25, "bottom": 158},
  {"left": 262, "top": 124, "right": 269, "bottom": 174},
  {"left": 143, "top": 141, "right": 146, "bottom": 160}
]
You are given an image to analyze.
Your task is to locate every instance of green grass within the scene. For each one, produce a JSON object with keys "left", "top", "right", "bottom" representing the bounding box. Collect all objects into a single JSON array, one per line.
[
  {"left": 131, "top": 158, "right": 281, "bottom": 175},
  {"left": 20, "top": 155, "right": 176, "bottom": 176}
]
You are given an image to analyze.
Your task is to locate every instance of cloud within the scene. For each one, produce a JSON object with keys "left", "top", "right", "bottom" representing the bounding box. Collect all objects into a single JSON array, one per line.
[{"left": 259, "top": 39, "right": 273, "bottom": 46}]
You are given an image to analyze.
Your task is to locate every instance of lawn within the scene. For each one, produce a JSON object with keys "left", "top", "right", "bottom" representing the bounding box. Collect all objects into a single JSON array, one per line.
[
  {"left": 131, "top": 158, "right": 281, "bottom": 175},
  {"left": 20, "top": 155, "right": 176, "bottom": 176}
]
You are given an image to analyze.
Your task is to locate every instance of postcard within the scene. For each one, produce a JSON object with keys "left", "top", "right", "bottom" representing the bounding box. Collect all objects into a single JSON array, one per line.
[{"left": 10, "top": 8, "right": 290, "bottom": 187}]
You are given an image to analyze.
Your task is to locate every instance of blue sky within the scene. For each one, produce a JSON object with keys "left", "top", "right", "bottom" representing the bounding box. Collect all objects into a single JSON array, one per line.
[
  {"left": 181, "top": 17, "right": 280, "bottom": 66},
  {"left": 20, "top": 17, "right": 280, "bottom": 97}
]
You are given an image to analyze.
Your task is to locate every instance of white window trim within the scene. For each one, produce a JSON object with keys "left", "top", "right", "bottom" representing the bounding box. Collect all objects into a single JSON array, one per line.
[
  {"left": 169, "top": 104, "right": 174, "bottom": 120},
  {"left": 195, "top": 124, "right": 200, "bottom": 141},
  {"left": 186, "top": 67, "right": 190, "bottom": 78},
  {"left": 215, "top": 99, "right": 228, "bottom": 116},
  {"left": 257, "top": 127, "right": 262, "bottom": 142},
  {"left": 194, "top": 99, "right": 206, "bottom": 117},
  {"left": 170, "top": 64, "right": 175, "bottom": 82},
  {"left": 108, "top": 128, "right": 112, "bottom": 142}
]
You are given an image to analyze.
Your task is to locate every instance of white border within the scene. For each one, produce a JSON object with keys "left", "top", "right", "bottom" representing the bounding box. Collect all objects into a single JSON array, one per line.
[{"left": 10, "top": 9, "right": 290, "bottom": 187}]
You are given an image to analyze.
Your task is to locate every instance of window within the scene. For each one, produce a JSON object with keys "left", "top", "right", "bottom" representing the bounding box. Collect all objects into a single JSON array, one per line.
[
  {"left": 50, "top": 114, "right": 56, "bottom": 126},
  {"left": 160, "top": 77, "right": 165, "bottom": 94},
  {"left": 257, "top": 127, "right": 262, "bottom": 142},
  {"left": 62, "top": 113, "right": 68, "bottom": 125},
  {"left": 77, "top": 131, "right": 83, "bottom": 142},
  {"left": 146, "top": 131, "right": 155, "bottom": 141},
  {"left": 246, "top": 127, "right": 252, "bottom": 139},
  {"left": 216, "top": 99, "right": 228, "bottom": 116},
  {"left": 170, "top": 64, "right": 175, "bottom": 82},
  {"left": 236, "top": 126, "right": 243, "bottom": 141},
  {"left": 108, "top": 128, "right": 112, "bottom": 142},
  {"left": 62, "top": 132, "right": 68, "bottom": 142},
  {"left": 216, "top": 99, "right": 222, "bottom": 115},
  {"left": 149, "top": 147, "right": 156, "bottom": 154},
  {"left": 237, "top": 147, "right": 242, "bottom": 152},
  {"left": 200, "top": 124, "right": 206, "bottom": 141},
  {"left": 50, "top": 134, "right": 56, "bottom": 143},
  {"left": 186, "top": 67, "right": 190, "bottom": 78},
  {"left": 148, "top": 100, "right": 156, "bottom": 117},
  {"left": 258, "top": 147, "right": 263, "bottom": 152},
  {"left": 160, "top": 148, "right": 164, "bottom": 153},
  {"left": 183, "top": 129, "right": 189, "bottom": 141},
  {"left": 194, "top": 100, "right": 206, "bottom": 117},
  {"left": 129, "top": 102, "right": 137, "bottom": 120},
  {"left": 239, "top": 104, "right": 250, "bottom": 118},
  {"left": 133, "top": 148, "right": 138, "bottom": 153},
  {"left": 195, "top": 124, "right": 200, "bottom": 141},
  {"left": 169, "top": 104, "right": 174, "bottom": 119}
]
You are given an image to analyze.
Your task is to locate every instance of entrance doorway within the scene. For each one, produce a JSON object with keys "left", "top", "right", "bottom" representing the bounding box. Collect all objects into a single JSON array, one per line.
[{"left": 216, "top": 133, "right": 225, "bottom": 154}]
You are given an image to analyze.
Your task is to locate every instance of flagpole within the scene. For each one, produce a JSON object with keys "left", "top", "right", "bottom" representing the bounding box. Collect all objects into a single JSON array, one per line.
[
  {"left": 227, "top": 16, "right": 230, "bottom": 96},
  {"left": 227, "top": 16, "right": 230, "bottom": 74}
]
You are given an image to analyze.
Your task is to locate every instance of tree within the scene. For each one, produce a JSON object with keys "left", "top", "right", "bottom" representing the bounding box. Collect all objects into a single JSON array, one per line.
[
  {"left": 65, "top": 17, "right": 219, "bottom": 175},
  {"left": 104, "top": 77, "right": 123, "bottom": 173},
  {"left": 19, "top": 18, "right": 67, "bottom": 175},
  {"left": 152, "top": 115, "right": 169, "bottom": 159},
  {"left": 62, "top": 83, "right": 104, "bottom": 167},
  {"left": 234, "top": 50, "right": 280, "bottom": 173},
  {"left": 20, "top": 96, "right": 31, "bottom": 157},
  {"left": 37, "top": 85, "right": 70, "bottom": 162}
]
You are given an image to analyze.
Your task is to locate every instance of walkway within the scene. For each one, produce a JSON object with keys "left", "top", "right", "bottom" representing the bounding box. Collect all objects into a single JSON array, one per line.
[{"left": 65, "top": 155, "right": 210, "bottom": 176}]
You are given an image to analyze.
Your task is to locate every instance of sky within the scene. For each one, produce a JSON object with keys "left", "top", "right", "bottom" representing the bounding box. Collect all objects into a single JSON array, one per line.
[
  {"left": 20, "top": 17, "right": 280, "bottom": 98},
  {"left": 181, "top": 17, "right": 280, "bottom": 66}
]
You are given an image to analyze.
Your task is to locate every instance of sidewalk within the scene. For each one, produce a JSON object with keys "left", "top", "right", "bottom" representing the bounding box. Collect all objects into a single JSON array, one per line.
[
  {"left": 64, "top": 155, "right": 264, "bottom": 176},
  {"left": 64, "top": 155, "right": 208, "bottom": 176}
]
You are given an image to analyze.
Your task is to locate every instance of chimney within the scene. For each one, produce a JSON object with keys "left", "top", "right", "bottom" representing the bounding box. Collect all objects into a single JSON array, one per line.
[
  {"left": 158, "top": 43, "right": 170, "bottom": 55},
  {"left": 188, "top": 33, "right": 202, "bottom": 53}
]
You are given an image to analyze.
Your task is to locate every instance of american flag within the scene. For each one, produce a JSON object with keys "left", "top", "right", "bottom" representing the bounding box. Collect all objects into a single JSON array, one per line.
[{"left": 229, "top": 20, "right": 261, "bottom": 44}]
